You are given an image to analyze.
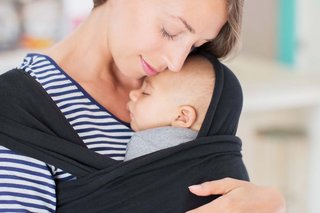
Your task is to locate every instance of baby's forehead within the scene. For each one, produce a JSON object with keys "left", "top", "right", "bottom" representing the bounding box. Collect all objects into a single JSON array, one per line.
[
  {"left": 142, "top": 72, "right": 184, "bottom": 94},
  {"left": 145, "top": 56, "right": 214, "bottom": 89},
  {"left": 184, "top": 55, "right": 213, "bottom": 71}
]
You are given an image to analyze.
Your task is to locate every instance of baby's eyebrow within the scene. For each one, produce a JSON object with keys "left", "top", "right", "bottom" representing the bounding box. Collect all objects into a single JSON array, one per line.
[{"left": 143, "top": 78, "right": 154, "bottom": 89}]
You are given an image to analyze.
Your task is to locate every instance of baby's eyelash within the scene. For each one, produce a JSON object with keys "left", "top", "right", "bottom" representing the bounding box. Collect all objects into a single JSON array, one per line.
[
  {"left": 142, "top": 92, "right": 150, "bottom": 95},
  {"left": 160, "top": 28, "right": 175, "bottom": 40}
]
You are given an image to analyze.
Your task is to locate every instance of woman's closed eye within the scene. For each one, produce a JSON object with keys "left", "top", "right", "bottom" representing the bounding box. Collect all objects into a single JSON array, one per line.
[
  {"left": 160, "top": 28, "right": 208, "bottom": 53},
  {"left": 160, "top": 27, "right": 176, "bottom": 40}
]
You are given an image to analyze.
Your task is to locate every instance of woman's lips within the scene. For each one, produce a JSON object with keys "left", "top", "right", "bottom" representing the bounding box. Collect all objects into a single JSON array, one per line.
[{"left": 141, "top": 57, "right": 159, "bottom": 76}]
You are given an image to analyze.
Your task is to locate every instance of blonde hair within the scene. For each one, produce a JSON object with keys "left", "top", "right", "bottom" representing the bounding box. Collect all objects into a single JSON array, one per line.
[
  {"left": 207, "top": 0, "right": 244, "bottom": 59},
  {"left": 93, "top": 0, "right": 107, "bottom": 8},
  {"left": 92, "top": 0, "right": 244, "bottom": 58}
]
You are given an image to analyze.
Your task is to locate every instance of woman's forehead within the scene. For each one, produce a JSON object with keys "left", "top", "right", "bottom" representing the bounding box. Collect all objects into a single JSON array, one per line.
[{"left": 158, "top": 0, "right": 228, "bottom": 38}]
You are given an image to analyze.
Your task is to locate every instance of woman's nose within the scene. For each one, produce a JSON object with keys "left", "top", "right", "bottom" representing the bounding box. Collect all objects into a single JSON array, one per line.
[{"left": 164, "top": 44, "right": 191, "bottom": 72}]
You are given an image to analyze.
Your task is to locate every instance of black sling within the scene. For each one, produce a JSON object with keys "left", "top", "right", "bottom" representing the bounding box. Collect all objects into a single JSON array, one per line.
[{"left": 0, "top": 51, "right": 249, "bottom": 213}]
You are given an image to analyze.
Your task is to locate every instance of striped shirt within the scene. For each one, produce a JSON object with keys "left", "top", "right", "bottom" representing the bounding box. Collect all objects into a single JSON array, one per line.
[{"left": 0, "top": 53, "right": 133, "bottom": 212}]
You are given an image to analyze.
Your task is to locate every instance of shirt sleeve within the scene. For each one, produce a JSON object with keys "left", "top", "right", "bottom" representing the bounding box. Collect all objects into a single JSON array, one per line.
[{"left": 0, "top": 146, "right": 56, "bottom": 212}]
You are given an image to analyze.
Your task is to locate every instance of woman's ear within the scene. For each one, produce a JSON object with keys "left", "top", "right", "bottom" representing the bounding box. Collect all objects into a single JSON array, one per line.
[{"left": 171, "top": 105, "right": 197, "bottom": 128}]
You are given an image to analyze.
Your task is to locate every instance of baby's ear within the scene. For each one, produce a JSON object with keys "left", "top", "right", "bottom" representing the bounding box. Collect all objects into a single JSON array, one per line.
[{"left": 171, "top": 105, "right": 197, "bottom": 128}]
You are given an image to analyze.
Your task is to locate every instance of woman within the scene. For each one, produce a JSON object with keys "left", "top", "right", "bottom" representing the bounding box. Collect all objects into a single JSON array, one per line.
[{"left": 0, "top": 0, "right": 285, "bottom": 212}]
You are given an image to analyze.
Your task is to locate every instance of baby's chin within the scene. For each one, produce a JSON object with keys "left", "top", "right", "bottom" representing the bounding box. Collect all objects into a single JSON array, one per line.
[
  {"left": 130, "top": 121, "right": 154, "bottom": 132},
  {"left": 129, "top": 122, "right": 139, "bottom": 132}
]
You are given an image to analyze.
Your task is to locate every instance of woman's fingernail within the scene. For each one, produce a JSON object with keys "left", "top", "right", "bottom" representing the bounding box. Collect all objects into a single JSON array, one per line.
[{"left": 188, "top": 185, "right": 202, "bottom": 190}]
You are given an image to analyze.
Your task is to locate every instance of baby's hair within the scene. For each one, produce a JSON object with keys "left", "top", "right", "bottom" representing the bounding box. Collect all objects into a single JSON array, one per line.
[{"left": 172, "top": 55, "right": 215, "bottom": 128}]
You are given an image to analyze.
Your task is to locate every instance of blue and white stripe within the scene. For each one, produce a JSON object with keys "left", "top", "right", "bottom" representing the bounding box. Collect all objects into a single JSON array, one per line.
[
  {"left": 0, "top": 53, "right": 133, "bottom": 212},
  {"left": 0, "top": 146, "right": 56, "bottom": 212},
  {"left": 20, "top": 53, "right": 133, "bottom": 160}
]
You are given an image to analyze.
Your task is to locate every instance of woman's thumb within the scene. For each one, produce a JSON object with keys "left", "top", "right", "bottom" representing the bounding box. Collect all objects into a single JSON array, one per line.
[
  {"left": 188, "top": 182, "right": 215, "bottom": 196},
  {"left": 188, "top": 178, "right": 249, "bottom": 196}
]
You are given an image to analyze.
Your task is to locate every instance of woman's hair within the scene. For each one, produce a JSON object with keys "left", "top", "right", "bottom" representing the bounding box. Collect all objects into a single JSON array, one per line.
[
  {"left": 93, "top": 0, "right": 107, "bottom": 8},
  {"left": 207, "top": 0, "right": 244, "bottom": 58},
  {"left": 92, "top": 0, "right": 244, "bottom": 58}
]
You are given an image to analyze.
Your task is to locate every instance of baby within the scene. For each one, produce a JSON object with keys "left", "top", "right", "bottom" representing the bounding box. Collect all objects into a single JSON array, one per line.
[{"left": 125, "top": 54, "right": 215, "bottom": 161}]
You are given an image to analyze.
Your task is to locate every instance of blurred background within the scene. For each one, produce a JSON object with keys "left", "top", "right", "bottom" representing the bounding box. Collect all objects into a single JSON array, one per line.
[{"left": 0, "top": 0, "right": 319, "bottom": 212}]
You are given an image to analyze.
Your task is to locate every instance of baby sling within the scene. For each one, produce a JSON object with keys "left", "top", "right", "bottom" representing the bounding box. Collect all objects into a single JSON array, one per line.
[{"left": 0, "top": 51, "right": 249, "bottom": 212}]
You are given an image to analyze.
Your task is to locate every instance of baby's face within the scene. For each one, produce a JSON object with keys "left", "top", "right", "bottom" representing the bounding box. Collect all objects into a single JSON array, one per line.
[{"left": 127, "top": 71, "right": 182, "bottom": 131}]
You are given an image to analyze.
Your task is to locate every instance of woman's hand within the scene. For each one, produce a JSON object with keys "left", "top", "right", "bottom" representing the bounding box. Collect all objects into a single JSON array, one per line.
[{"left": 186, "top": 178, "right": 286, "bottom": 213}]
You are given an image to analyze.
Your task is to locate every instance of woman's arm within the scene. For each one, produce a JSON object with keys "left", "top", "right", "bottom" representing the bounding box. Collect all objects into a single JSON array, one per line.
[
  {"left": 0, "top": 146, "right": 56, "bottom": 212},
  {"left": 186, "top": 178, "right": 286, "bottom": 213}
]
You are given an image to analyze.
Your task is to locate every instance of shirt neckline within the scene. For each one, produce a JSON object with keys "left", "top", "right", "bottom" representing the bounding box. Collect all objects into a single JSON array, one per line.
[{"left": 25, "top": 53, "right": 132, "bottom": 129}]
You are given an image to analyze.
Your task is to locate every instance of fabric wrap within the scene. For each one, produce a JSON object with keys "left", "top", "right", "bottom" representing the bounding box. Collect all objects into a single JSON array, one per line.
[{"left": 0, "top": 51, "right": 249, "bottom": 213}]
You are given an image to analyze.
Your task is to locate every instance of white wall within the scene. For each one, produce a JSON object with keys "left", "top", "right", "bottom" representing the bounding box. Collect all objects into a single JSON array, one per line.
[
  {"left": 62, "top": 0, "right": 92, "bottom": 19},
  {"left": 296, "top": 0, "right": 320, "bottom": 72},
  {"left": 241, "top": 0, "right": 278, "bottom": 59}
]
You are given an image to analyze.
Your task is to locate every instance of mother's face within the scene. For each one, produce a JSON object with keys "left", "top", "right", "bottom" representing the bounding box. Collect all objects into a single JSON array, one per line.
[{"left": 107, "top": 0, "right": 227, "bottom": 79}]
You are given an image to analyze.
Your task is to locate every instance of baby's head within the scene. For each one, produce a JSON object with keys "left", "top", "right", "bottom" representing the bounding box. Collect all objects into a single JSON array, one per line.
[{"left": 127, "top": 55, "right": 215, "bottom": 132}]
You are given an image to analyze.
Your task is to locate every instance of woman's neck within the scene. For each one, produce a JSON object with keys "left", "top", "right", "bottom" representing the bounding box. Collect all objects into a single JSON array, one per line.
[
  {"left": 41, "top": 4, "right": 142, "bottom": 123},
  {"left": 42, "top": 4, "right": 141, "bottom": 91}
]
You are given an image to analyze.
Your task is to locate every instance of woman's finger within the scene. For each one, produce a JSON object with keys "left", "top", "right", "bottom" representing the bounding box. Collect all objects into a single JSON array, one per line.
[
  {"left": 187, "top": 178, "right": 286, "bottom": 213},
  {"left": 188, "top": 177, "right": 250, "bottom": 196}
]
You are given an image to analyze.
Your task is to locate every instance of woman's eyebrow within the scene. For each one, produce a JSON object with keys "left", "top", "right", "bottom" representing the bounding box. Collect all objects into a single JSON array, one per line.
[
  {"left": 170, "top": 15, "right": 196, "bottom": 34},
  {"left": 169, "top": 15, "right": 215, "bottom": 42},
  {"left": 178, "top": 17, "right": 195, "bottom": 33}
]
